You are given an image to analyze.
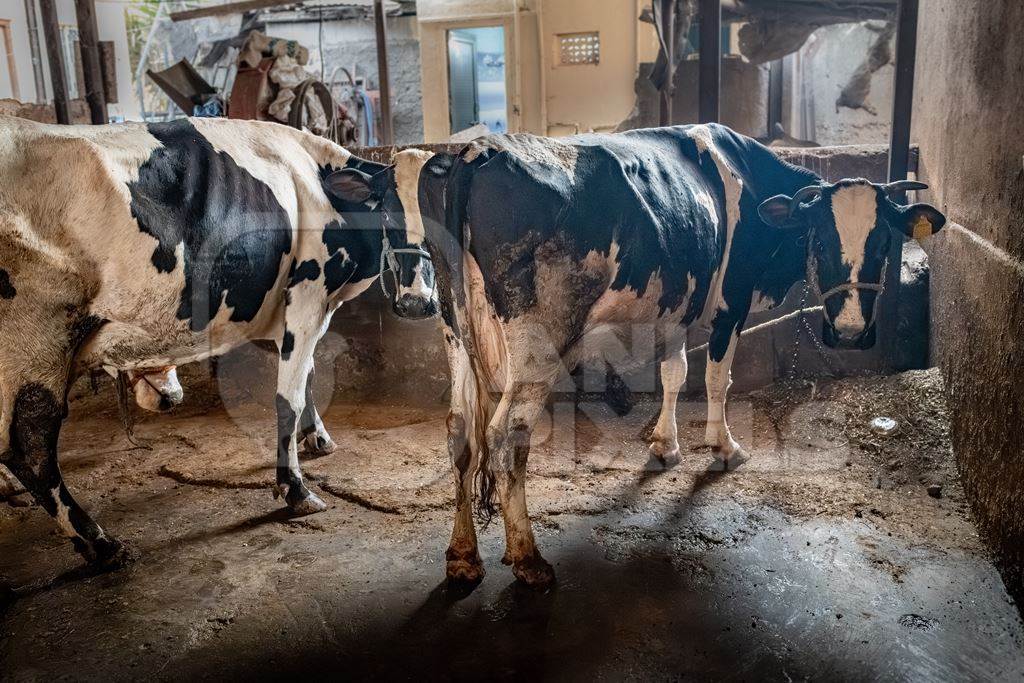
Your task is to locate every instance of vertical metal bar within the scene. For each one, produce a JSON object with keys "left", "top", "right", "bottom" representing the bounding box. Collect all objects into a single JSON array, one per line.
[
  {"left": 698, "top": 0, "right": 720, "bottom": 123},
  {"left": 882, "top": 0, "right": 919, "bottom": 366},
  {"left": 74, "top": 0, "right": 108, "bottom": 124},
  {"left": 39, "top": 0, "right": 70, "bottom": 124},
  {"left": 767, "top": 58, "right": 783, "bottom": 138},
  {"left": 373, "top": 0, "right": 394, "bottom": 146},
  {"left": 24, "top": 0, "right": 48, "bottom": 103},
  {"left": 658, "top": 0, "right": 674, "bottom": 126}
]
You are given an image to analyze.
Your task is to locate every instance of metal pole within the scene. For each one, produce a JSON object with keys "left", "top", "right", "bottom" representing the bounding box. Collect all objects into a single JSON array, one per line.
[
  {"left": 882, "top": 0, "right": 919, "bottom": 367},
  {"left": 767, "top": 58, "right": 783, "bottom": 138},
  {"left": 698, "top": 0, "right": 720, "bottom": 123},
  {"left": 74, "top": 0, "right": 108, "bottom": 124},
  {"left": 373, "top": 0, "right": 394, "bottom": 145},
  {"left": 23, "top": 0, "right": 47, "bottom": 103},
  {"left": 39, "top": 0, "right": 70, "bottom": 124},
  {"left": 658, "top": 0, "right": 674, "bottom": 126}
]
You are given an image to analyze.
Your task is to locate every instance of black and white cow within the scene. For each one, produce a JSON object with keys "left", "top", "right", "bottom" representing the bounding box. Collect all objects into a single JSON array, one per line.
[
  {"left": 0, "top": 116, "right": 434, "bottom": 567},
  {"left": 331, "top": 123, "right": 946, "bottom": 587}
]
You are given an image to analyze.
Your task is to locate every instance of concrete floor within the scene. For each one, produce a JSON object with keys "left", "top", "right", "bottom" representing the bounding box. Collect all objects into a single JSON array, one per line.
[{"left": 1, "top": 370, "right": 1022, "bottom": 681}]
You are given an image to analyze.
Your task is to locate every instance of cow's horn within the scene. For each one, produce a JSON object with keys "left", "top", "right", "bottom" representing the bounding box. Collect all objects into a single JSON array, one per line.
[
  {"left": 883, "top": 180, "right": 928, "bottom": 194},
  {"left": 789, "top": 185, "right": 823, "bottom": 215}
]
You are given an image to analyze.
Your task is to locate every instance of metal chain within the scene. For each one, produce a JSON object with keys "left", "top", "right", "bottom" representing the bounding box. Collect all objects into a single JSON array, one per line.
[{"left": 787, "top": 266, "right": 841, "bottom": 380}]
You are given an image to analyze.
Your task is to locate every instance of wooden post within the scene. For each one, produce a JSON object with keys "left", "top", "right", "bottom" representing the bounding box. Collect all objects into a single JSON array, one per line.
[
  {"left": 881, "top": 0, "right": 919, "bottom": 366},
  {"left": 75, "top": 0, "right": 108, "bottom": 124},
  {"left": 658, "top": 0, "right": 674, "bottom": 126},
  {"left": 373, "top": 0, "right": 394, "bottom": 145},
  {"left": 39, "top": 0, "right": 71, "bottom": 124},
  {"left": 698, "top": 0, "right": 720, "bottom": 123}
]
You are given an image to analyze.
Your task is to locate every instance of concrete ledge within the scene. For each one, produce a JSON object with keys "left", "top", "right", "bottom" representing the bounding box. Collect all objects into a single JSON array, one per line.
[{"left": 925, "top": 223, "right": 1024, "bottom": 603}]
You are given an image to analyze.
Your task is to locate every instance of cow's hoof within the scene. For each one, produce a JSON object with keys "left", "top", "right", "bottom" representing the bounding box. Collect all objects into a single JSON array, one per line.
[
  {"left": 288, "top": 490, "right": 329, "bottom": 516},
  {"left": 80, "top": 537, "right": 137, "bottom": 570},
  {"left": 512, "top": 554, "right": 555, "bottom": 588},
  {"left": 446, "top": 557, "right": 485, "bottom": 584},
  {"left": 303, "top": 434, "right": 337, "bottom": 457},
  {"left": 648, "top": 439, "right": 680, "bottom": 464}
]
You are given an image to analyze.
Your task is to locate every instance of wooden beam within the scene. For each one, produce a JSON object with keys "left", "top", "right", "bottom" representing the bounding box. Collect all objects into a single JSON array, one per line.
[
  {"left": 698, "top": 0, "right": 720, "bottom": 123},
  {"left": 658, "top": 0, "right": 675, "bottom": 126},
  {"left": 74, "top": 0, "right": 108, "bottom": 124},
  {"left": 39, "top": 0, "right": 71, "bottom": 124},
  {"left": 374, "top": 0, "right": 394, "bottom": 145},
  {"left": 170, "top": 0, "right": 296, "bottom": 22},
  {"left": 0, "top": 21, "right": 20, "bottom": 101},
  {"left": 881, "top": 0, "right": 919, "bottom": 366}
]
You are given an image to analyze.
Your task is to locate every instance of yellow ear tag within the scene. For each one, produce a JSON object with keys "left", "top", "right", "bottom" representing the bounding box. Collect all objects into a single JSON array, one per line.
[{"left": 912, "top": 215, "right": 932, "bottom": 240}]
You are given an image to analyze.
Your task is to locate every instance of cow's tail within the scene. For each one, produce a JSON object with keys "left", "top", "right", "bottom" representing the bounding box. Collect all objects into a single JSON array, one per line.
[{"left": 444, "top": 143, "right": 502, "bottom": 523}]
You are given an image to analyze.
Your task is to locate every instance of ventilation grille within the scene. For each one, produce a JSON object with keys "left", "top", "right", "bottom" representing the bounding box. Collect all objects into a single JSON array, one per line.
[{"left": 557, "top": 32, "right": 600, "bottom": 66}]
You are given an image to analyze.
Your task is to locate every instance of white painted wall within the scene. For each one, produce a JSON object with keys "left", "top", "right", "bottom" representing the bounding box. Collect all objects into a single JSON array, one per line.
[{"left": 0, "top": 0, "right": 138, "bottom": 119}]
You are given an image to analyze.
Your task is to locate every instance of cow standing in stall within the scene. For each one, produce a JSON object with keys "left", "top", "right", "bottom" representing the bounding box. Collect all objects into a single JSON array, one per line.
[
  {"left": 0, "top": 116, "right": 435, "bottom": 567},
  {"left": 331, "top": 124, "right": 946, "bottom": 587}
]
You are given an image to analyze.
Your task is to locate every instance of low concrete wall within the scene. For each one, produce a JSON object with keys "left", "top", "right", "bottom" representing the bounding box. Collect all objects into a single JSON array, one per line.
[{"left": 912, "top": 0, "right": 1024, "bottom": 605}]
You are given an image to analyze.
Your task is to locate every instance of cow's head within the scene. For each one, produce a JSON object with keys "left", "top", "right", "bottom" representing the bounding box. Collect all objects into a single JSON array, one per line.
[
  {"left": 324, "top": 152, "right": 438, "bottom": 320},
  {"left": 758, "top": 179, "right": 945, "bottom": 349}
]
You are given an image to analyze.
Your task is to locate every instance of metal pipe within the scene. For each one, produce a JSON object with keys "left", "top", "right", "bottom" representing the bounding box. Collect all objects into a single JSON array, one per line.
[
  {"left": 881, "top": 0, "right": 920, "bottom": 368},
  {"left": 373, "top": 0, "right": 394, "bottom": 145},
  {"left": 75, "top": 0, "right": 108, "bottom": 124},
  {"left": 39, "top": 0, "right": 70, "bottom": 124},
  {"left": 23, "top": 0, "right": 47, "bottom": 103},
  {"left": 698, "top": 0, "right": 720, "bottom": 123},
  {"left": 658, "top": 0, "right": 674, "bottom": 126}
]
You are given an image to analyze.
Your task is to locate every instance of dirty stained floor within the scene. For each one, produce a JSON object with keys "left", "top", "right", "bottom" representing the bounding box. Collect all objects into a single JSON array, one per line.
[{"left": 1, "top": 369, "right": 1022, "bottom": 681}]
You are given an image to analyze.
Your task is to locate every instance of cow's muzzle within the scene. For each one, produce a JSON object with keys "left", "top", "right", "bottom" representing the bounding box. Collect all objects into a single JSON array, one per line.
[
  {"left": 393, "top": 293, "right": 437, "bottom": 320},
  {"left": 822, "top": 320, "right": 877, "bottom": 350}
]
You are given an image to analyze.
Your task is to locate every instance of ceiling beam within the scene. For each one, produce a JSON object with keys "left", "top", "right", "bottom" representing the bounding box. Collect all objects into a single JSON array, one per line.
[{"left": 170, "top": 0, "right": 298, "bottom": 22}]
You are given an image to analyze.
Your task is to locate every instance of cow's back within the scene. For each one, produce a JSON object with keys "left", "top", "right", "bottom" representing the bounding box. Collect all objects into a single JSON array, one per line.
[
  {"left": 0, "top": 116, "right": 351, "bottom": 342},
  {"left": 454, "top": 128, "right": 732, "bottom": 327}
]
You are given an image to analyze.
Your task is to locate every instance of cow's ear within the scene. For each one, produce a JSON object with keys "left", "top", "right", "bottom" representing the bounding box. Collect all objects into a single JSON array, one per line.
[
  {"left": 896, "top": 203, "right": 946, "bottom": 240},
  {"left": 758, "top": 194, "right": 796, "bottom": 227},
  {"left": 425, "top": 153, "right": 455, "bottom": 178},
  {"left": 325, "top": 167, "right": 380, "bottom": 204}
]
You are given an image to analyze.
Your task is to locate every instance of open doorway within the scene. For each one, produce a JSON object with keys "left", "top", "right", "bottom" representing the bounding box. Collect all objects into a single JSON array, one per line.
[{"left": 447, "top": 26, "right": 507, "bottom": 136}]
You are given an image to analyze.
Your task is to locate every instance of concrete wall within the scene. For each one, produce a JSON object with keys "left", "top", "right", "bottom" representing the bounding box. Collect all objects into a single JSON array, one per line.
[
  {"left": 264, "top": 15, "right": 423, "bottom": 145},
  {"left": 911, "top": 0, "right": 1024, "bottom": 603},
  {"left": 795, "top": 23, "right": 895, "bottom": 146},
  {"left": 0, "top": 0, "right": 137, "bottom": 119}
]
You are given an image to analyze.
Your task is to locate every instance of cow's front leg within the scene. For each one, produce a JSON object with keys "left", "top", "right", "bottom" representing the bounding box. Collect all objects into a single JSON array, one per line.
[
  {"left": 3, "top": 380, "right": 131, "bottom": 568},
  {"left": 298, "top": 369, "right": 336, "bottom": 456},
  {"left": 649, "top": 345, "right": 688, "bottom": 462},
  {"left": 705, "top": 325, "right": 744, "bottom": 461},
  {"left": 273, "top": 305, "right": 329, "bottom": 516},
  {"left": 487, "top": 378, "right": 555, "bottom": 588}
]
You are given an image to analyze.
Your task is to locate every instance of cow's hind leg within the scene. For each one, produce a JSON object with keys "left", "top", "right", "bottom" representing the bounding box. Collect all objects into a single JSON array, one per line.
[
  {"left": 298, "top": 369, "right": 336, "bottom": 457},
  {"left": 273, "top": 292, "right": 329, "bottom": 515},
  {"left": 444, "top": 334, "right": 485, "bottom": 583},
  {"left": 2, "top": 378, "right": 130, "bottom": 567},
  {"left": 487, "top": 372, "right": 557, "bottom": 587},
  {"left": 649, "top": 345, "right": 688, "bottom": 463}
]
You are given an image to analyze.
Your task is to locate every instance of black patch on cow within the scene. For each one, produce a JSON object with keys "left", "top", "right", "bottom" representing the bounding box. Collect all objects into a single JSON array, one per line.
[
  {"left": 288, "top": 259, "right": 321, "bottom": 287},
  {"left": 127, "top": 120, "right": 292, "bottom": 332},
  {"left": 321, "top": 218, "right": 377, "bottom": 294},
  {"left": 280, "top": 330, "right": 295, "bottom": 360},
  {"left": 0, "top": 269, "right": 15, "bottom": 299}
]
